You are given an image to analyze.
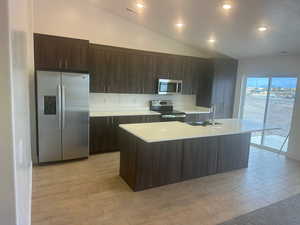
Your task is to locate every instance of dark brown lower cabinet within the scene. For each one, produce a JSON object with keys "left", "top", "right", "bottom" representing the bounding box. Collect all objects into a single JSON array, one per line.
[
  {"left": 217, "top": 133, "right": 251, "bottom": 172},
  {"left": 119, "top": 129, "right": 183, "bottom": 191},
  {"left": 90, "top": 115, "right": 161, "bottom": 154},
  {"left": 182, "top": 137, "right": 218, "bottom": 180},
  {"left": 119, "top": 131, "right": 252, "bottom": 191},
  {"left": 89, "top": 117, "right": 117, "bottom": 154},
  {"left": 136, "top": 140, "right": 183, "bottom": 190}
]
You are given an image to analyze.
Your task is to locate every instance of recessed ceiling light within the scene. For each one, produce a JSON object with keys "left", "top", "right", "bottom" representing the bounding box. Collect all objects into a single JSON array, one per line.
[
  {"left": 176, "top": 23, "right": 185, "bottom": 28},
  {"left": 208, "top": 38, "right": 216, "bottom": 43},
  {"left": 136, "top": 3, "right": 145, "bottom": 8},
  {"left": 258, "top": 26, "right": 268, "bottom": 32},
  {"left": 222, "top": 3, "right": 232, "bottom": 10}
]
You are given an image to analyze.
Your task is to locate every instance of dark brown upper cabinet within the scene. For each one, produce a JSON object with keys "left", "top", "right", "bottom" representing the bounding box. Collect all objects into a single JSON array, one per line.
[
  {"left": 89, "top": 43, "right": 209, "bottom": 95},
  {"left": 90, "top": 44, "right": 158, "bottom": 94},
  {"left": 211, "top": 58, "right": 238, "bottom": 119},
  {"left": 196, "top": 58, "right": 238, "bottom": 119},
  {"left": 34, "top": 33, "right": 89, "bottom": 72},
  {"left": 127, "top": 53, "right": 144, "bottom": 94},
  {"left": 89, "top": 44, "right": 128, "bottom": 93},
  {"left": 155, "top": 54, "right": 172, "bottom": 79},
  {"left": 181, "top": 57, "right": 207, "bottom": 95},
  {"left": 196, "top": 60, "right": 214, "bottom": 107},
  {"left": 89, "top": 44, "right": 107, "bottom": 92},
  {"left": 142, "top": 54, "right": 157, "bottom": 94},
  {"left": 106, "top": 49, "right": 128, "bottom": 93},
  {"left": 169, "top": 55, "right": 185, "bottom": 81}
]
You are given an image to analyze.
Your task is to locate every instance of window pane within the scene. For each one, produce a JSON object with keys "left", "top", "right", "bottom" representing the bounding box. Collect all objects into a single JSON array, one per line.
[
  {"left": 243, "top": 77, "right": 269, "bottom": 145},
  {"left": 264, "top": 77, "right": 297, "bottom": 151}
]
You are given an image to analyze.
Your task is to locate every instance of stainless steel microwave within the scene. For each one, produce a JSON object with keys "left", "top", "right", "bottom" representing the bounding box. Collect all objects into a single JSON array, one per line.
[{"left": 157, "top": 79, "right": 182, "bottom": 95}]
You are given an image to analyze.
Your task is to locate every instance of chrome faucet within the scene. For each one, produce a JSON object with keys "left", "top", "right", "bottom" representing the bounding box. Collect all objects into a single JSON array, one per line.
[{"left": 210, "top": 104, "right": 216, "bottom": 126}]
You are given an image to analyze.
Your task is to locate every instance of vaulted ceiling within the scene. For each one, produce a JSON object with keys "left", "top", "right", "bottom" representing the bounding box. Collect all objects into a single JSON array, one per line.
[{"left": 88, "top": 0, "right": 300, "bottom": 59}]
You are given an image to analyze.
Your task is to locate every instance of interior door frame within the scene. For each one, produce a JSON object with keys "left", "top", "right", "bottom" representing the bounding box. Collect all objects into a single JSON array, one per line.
[{"left": 240, "top": 74, "right": 299, "bottom": 151}]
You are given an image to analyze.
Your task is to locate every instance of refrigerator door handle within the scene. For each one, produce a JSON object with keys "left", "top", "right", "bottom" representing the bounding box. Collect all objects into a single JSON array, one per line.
[
  {"left": 62, "top": 85, "right": 66, "bottom": 129},
  {"left": 57, "top": 84, "right": 62, "bottom": 129}
]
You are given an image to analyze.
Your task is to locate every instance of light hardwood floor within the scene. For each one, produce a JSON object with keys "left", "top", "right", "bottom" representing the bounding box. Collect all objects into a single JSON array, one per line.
[{"left": 32, "top": 147, "right": 300, "bottom": 225}]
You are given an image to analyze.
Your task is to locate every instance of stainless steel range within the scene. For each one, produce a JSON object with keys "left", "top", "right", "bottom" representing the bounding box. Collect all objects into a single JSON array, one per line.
[{"left": 149, "top": 100, "right": 186, "bottom": 122}]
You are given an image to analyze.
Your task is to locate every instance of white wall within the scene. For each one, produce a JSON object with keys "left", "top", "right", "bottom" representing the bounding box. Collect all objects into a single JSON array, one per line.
[
  {"left": 233, "top": 55, "right": 300, "bottom": 161},
  {"left": 0, "top": 0, "right": 17, "bottom": 224},
  {"left": 33, "top": 0, "right": 211, "bottom": 58},
  {"left": 0, "top": 0, "right": 33, "bottom": 224},
  {"left": 10, "top": 0, "right": 34, "bottom": 223}
]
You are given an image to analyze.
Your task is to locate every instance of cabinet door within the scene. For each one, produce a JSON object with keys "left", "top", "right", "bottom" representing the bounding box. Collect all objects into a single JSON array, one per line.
[
  {"left": 89, "top": 117, "right": 109, "bottom": 154},
  {"left": 217, "top": 133, "right": 251, "bottom": 173},
  {"left": 105, "top": 50, "right": 128, "bottom": 93},
  {"left": 109, "top": 117, "right": 120, "bottom": 151},
  {"left": 34, "top": 34, "right": 62, "bottom": 70},
  {"left": 34, "top": 34, "right": 89, "bottom": 72},
  {"left": 191, "top": 58, "right": 206, "bottom": 95},
  {"left": 182, "top": 58, "right": 194, "bottom": 95},
  {"left": 143, "top": 54, "right": 157, "bottom": 94},
  {"left": 89, "top": 44, "right": 107, "bottom": 92},
  {"left": 155, "top": 54, "right": 171, "bottom": 79},
  {"left": 182, "top": 137, "right": 218, "bottom": 180},
  {"left": 211, "top": 58, "right": 238, "bottom": 118},
  {"left": 196, "top": 60, "right": 214, "bottom": 107},
  {"left": 169, "top": 55, "right": 185, "bottom": 84},
  {"left": 63, "top": 38, "right": 89, "bottom": 72},
  {"left": 90, "top": 117, "right": 120, "bottom": 154},
  {"left": 89, "top": 45, "right": 127, "bottom": 93},
  {"left": 135, "top": 140, "right": 183, "bottom": 190},
  {"left": 127, "top": 53, "right": 144, "bottom": 93}
]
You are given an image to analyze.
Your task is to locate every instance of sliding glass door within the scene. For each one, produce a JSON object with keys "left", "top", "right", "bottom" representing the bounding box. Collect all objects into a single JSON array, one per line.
[{"left": 242, "top": 76, "right": 298, "bottom": 152}]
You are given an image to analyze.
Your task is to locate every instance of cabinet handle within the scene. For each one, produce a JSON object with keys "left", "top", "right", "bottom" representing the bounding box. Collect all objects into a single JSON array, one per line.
[
  {"left": 59, "top": 59, "right": 62, "bottom": 69},
  {"left": 65, "top": 60, "right": 68, "bottom": 69}
]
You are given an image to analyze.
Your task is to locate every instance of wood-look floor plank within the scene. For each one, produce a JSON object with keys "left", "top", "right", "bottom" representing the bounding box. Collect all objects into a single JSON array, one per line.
[{"left": 32, "top": 147, "right": 300, "bottom": 225}]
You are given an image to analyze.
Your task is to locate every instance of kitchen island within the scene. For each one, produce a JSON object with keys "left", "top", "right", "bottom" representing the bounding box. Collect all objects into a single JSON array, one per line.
[{"left": 119, "top": 119, "right": 277, "bottom": 191}]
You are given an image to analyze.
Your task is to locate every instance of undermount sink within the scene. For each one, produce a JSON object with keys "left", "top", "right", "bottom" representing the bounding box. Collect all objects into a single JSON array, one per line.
[{"left": 186, "top": 121, "right": 222, "bottom": 127}]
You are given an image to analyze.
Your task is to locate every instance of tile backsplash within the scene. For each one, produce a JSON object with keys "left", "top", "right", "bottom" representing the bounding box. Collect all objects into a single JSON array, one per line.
[{"left": 89, "top": 93, "right": 197, "bottom": 111}]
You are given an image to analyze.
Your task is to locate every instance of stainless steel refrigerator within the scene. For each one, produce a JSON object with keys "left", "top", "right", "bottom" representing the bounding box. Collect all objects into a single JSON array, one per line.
[{"left": 36, "top": 71, "right": 89, "bottom": 163}]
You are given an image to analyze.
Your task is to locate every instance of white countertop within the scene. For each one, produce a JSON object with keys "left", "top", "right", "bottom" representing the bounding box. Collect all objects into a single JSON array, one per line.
[
  {"left": 119, "top": 119, "right": 279, "bottom": 143},
  {"left": 89, "top": 107, "right": 210, "bottom": 117}
]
